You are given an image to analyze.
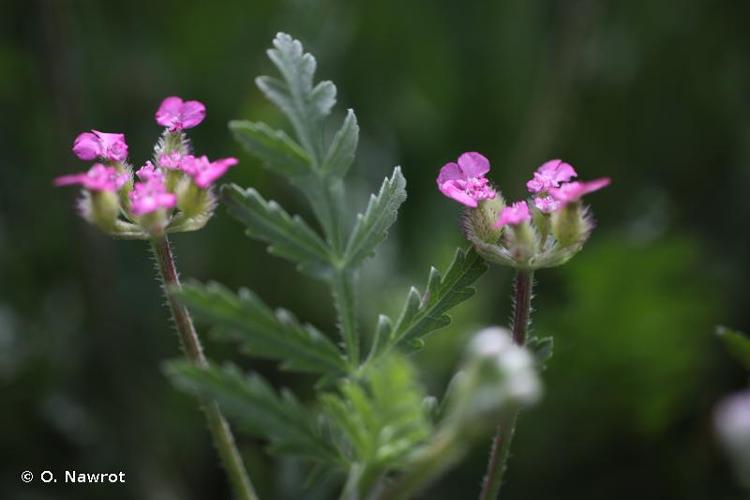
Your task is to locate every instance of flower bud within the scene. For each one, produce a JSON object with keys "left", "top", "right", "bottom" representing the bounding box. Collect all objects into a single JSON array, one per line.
[
  {"left": 84, "top": 190, "right": 121, "bottom": 232},
  {"left": 551, "top": 201, "right": 592, "bottom": 248},
  {"left": 463, "top": 196, "right": 505, "bottom": 244},
  {"left": 446, "top": 327, "right": 541, "bottom": 436},
  {"left": 175, "top": 175, "right": 213, "bottom": 219}
]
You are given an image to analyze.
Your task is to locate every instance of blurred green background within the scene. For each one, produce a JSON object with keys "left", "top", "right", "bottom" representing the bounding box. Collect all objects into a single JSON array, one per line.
[{"left": 1, "top": 0, "right": 749, "bottom": 498}]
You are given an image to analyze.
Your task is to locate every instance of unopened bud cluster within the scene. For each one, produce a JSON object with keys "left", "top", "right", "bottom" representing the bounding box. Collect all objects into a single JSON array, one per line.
[
  {"left": 54, "top": 96, "right": 238, "bottom": 238},
  {"left": 437, "top": 153, "right": 610, "bottom": 269},
  {"left": 447, "top": 327, "right": 541, "bottom": 436}
]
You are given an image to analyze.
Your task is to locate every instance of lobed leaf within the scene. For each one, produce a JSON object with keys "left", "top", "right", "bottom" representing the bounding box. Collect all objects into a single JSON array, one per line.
[
  {"left": 173, "top": 281, "right": 347, "bottom": 375},
  {"left": 229, "top": 120, "right": 311, "bottom": 179},
  {"left": 322, "top": 109, "right": 359, "bottom": 179},
  {"left": 344, "top": 167, "right": 407, "bottom": 268},
  {"left": 320, "top": 355, "right": 431, "bottom": 469},
  {"left": 165, "top": 361, "right": 340, "bottom": 462},
  {"left": 371, "top": 247, "right": 488, "bottom": 358},
  {"left": 257, "top": 33, "right": 337, "bottom": 160},
  {"left": 222, "top": 183, "right": 332, "bottom": 279}
]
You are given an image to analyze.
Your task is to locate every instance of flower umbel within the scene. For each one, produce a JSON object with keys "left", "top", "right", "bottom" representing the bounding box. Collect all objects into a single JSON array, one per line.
[
  {"left": 437, "top": 152, "right": 496, "bottom": 207},
  {"left": 55, "top": 96, "right": 236, "bottom": 237},
  {"left": 441, "top": 154, "right": 610, "bottom": 269}
]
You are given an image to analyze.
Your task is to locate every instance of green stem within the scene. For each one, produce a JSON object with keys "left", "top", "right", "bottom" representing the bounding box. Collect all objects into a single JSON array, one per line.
[
  {"left": 150, "top": 235, "right": 259, "bottom": 500},
  {"left": 478, "top": 269, "right": 534, "bottom": 500},
  {"left": 375, "top": 430, "right": 463, "bottom": 500},
  {"left": 332, "top": 269, "right": 359, "bottom": 366}
]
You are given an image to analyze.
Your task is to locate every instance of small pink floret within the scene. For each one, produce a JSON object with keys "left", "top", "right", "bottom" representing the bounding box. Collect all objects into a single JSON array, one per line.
[
  {"left": 158, "top": 151, "right": 184, "bottom": 170},
  {"left": 54, "top": 163, "right": 129, "bottom": 192},
  {"left": 180, "top": 155, "right": 238, "bottom": 188},
  {"left": 136, "top": 161, "right": 164, "bottom": 181},
  {"left": 155, "top": 96, "right": 206, "bottom": 131},
  {"left": 129, "top": 175, "right": 176, "bottom": 216},
  {"left": 526, "top": 159, "right": 577, "bottom": 194},
  {"left": 72, "top": 130, "right": 129, "bottom": 162},
  {"left": 495, "top": 201, "right": 531, "bottom": 228},
  {"left": 550, "top": 177, "right": 610, "bottom": 206},
  {"left": 437, "top": 152, "right": 496, "bottom": 208}
]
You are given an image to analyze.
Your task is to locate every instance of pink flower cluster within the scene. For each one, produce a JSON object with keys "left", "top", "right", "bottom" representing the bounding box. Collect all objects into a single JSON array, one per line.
[
  {"left": 437, "top": 153, "right": 609, "bottom": 228},
  {"left": 55, "top": 96, "right": 238, "bottom": 218}
]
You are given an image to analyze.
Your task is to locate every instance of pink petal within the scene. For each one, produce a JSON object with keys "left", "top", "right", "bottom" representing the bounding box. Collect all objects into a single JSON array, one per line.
[
  {"left": 437, "top": 162, "right": 463, "bottom": 184},
  {"left": 457, "top": 152, "right": 490, "bottom": 178},
  {"left": 495, "top": 201, "right": 530, "bottom": 227},
  {"left": 439, "top": 181, "right": 478, "bottom": 208},
  {"left": 54, "top": 173, "right": 87, "bottom": 186},
  {"left": 193, "top": 157, "right": 238, "bottom": 188},
  {"left": 179, "top": 100, "right": 206, "bottom": 129},
  {"left": 155, "top": 96, "right": 184, "bottom": 128},
  {"left": 551, "top": 177, "right": 610, "bottom": 203},
  {"left": 72, "top": 132, "right": 100, "bottom": 160}
]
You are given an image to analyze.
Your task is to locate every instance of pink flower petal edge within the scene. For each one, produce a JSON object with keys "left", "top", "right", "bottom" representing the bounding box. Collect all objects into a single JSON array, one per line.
[
  {"left": 495, "top": 201, "right": 531, "bottom": 228},
  {"left": 155, "top": 96, "right": 206, "bottom": 131},
  {"left": 550, "top": 178, "right": 611, "bottom": 205},
  {"left": 54, "top": 164, "right": 129, "bottom": 192},
  {"left": 436, "top": 152, "right": 496, "bottom": 208},
  {"left": 180, "top": 155, "right": 239, "bottom": 189}
]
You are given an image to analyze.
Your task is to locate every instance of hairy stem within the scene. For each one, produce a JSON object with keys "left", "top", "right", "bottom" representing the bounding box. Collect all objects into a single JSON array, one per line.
[
  {"left": 150, "top": 235, "right": 258, "bottom": 500},
  {"left": 478, "top": 270, "right": 534, "bottom": 500},
  {"left": 332, "top": 269, "right": 359, "bottom": 366}
]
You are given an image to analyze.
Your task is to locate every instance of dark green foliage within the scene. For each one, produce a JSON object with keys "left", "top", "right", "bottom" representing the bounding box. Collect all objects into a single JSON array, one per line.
[{"left": 717, "top": 327, "right": 750, "bottom": 371}]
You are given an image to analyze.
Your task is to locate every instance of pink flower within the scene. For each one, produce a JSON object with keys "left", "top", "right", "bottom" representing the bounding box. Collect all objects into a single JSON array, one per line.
[
  {"left": 155, "top": 96, "right": 206, "bottom": 131},
  {"left": 495, "top": 201, "right": 531, "bottom": 228},
  {"left": 129, "top": 175, "right": 176, "bottom": 216},
  {"left": 54, "top": 163, "right": 129, "bottom": 192},
  {"left": 549, "top": 178, "right": 610, "bottom": 206},
  {"left": 72, "top": 130, "right": 129, "bottom": 162},
  {"left": 136, "top": 161, "right": 164, "bottom": 181},
  {"left": 437, "top": 152, "right": 496, "bottom": 207},
  {"left": 526, "top": 159, "right": 577, "bottom": 194},
  {"left": 180, "top": 155, "right": 238, "bottom": 188},
  {"left": 532, "top": 195, "right": 560, "bottom": 213},
  {"left": 158, "top": 151, "right": 184, "bottom": 170}
]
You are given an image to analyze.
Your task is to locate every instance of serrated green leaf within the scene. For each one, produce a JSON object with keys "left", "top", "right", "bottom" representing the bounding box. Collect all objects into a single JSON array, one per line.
[
  {"left": 344, "top": 167, "right": 407, "bottom": 267},
  {"left": 165, "top": 361, "right": 339, "bottom": 462},
  {"left": 229, "top": 120, "right": 311, "bottom": 178},
  {"left": 322, "top": 110, "right": 359, "bottom": 178},
  {"left": 257, "top": 33, "right": 337, "bottom": 160},
  {"left": 717, "top": 326, "right": 750, "bottom": 371},
  {"left": 173, "top": 282, "right": 347, "bottom": 375},
  {"left": 321, "top": 355, "right": 431, "bottom": 471},
  {"left": 380, "top": 247, "right": 488, "bottom": 355},
  {"left": 222, "top": 183, "right": 332, "bottom": 278}
]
